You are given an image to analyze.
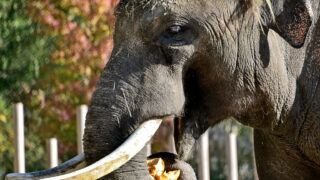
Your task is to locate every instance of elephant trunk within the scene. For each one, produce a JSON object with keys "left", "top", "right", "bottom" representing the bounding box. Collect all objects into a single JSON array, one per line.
[
  {"left": 83, "top": 64, "right": 150, "bottom": 179},
  {"left": 83, "top": 97, "right": 151, "bottom": 179}
]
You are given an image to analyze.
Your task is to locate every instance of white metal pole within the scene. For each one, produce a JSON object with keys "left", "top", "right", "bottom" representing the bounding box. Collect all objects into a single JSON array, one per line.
[
  {"left": 168, "top": 134, "right": 177, "bottom": 154},
  {"left": 253, "top": 131, "right": 259, "bottom": 180},
  {"left": 77, "top": 105, "right": 88, "bottom": 154},
  {"left": 46, "top": 138, "right": 59, "bottom": 168},
  {"left": 197, "top": 130, "right": 210, "bottom": 180},
  {"left": 253, "top": 157, "right": 259, "bottom": 180},
  {"left": 168, "top": 117, "right": 176, "bottom": 154},
  {"left": 13, "top": 103, "right": 25, "bottom": 173},
  {"left": 226, "top": 133, "right": 238, "bottom": 180}
]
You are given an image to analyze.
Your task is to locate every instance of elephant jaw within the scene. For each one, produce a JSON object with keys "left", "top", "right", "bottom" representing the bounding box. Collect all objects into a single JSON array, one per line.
[{"left": 5, "top": 119, "right": 164, "bottom": 180}]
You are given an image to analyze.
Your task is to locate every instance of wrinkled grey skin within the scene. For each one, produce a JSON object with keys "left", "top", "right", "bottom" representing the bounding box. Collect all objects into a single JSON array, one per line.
[{"left": 83, "top": 0, "right": 320, "bottom": 179}]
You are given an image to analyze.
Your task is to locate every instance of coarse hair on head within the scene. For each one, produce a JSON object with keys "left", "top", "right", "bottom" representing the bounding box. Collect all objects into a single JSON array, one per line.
[{"left": 115, "top": 0, "right": 274, "bottom": 21}]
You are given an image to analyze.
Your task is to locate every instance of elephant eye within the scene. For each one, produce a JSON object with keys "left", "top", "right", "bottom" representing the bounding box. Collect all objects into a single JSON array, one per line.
[
  {"left": 167, "top": 25, "right": 185, "bottom": 35},
  {"left": 159, "top": 25, "right": 189, "bottom": 46}
]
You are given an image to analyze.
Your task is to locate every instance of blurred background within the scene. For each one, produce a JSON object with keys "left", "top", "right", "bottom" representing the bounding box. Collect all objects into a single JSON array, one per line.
[{"left": 0, "top": 0, "right": 255, "bottom": 179}]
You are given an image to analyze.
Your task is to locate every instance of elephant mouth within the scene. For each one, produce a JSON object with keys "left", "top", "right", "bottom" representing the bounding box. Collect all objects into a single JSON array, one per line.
[{"left": 6, "top": 116, "right": 186, "bottom": 180}]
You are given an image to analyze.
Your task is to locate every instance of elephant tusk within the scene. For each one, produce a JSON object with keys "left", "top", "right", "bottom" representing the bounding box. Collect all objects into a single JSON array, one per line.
[
  {"left": 6, "top": 119, "right": 163, "bottom": 180},
  {"left": 5, "top": 154, "right": 86, "bottom": 180}
]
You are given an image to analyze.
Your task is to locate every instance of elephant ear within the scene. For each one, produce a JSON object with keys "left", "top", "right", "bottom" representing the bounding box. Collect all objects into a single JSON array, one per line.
[{"left": 270, "top": 0, "right": 313, "bottom": 48}]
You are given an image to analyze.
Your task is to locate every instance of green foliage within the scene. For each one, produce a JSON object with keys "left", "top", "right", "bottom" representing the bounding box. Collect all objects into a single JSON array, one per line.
[
  {"left": 0, "top": 0, "right": 119, "bottom": 178},
  {"left": 0, "top": 0, "right": 55, "bottom": 102},
  {"left": 0, "top": 97, "right": 14, "bottom": 178},
  {"left": 0, "top": 0, "right": 55, "bottom": 178}
]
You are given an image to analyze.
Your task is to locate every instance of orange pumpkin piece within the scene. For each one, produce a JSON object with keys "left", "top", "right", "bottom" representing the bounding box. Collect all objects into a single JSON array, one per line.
[
  {"left": 147, "top": 158, "right": 165, "bottom": 177},
  {"left": 147, "top": 158, "right": 180, "bottom": 180},
  {"left": 159, "top": 170, "right": 180, "bottom": 180}
]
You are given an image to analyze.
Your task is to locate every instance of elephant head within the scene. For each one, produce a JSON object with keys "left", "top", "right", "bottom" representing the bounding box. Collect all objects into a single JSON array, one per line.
[
  {"left": 84, "top": 0, "right": 315, "bottom": 178},
  {"left": 7, "top": 0, "right": 317, "bottom": 179}
]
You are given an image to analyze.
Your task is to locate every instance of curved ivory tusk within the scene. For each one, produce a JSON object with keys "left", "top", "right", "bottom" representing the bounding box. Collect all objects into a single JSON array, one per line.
[
  {"left": 6, "top": 154, "right": 86, "bottom": 180},
  {"left": 6, "top": 119, "right": 163, "bottom": 180}
]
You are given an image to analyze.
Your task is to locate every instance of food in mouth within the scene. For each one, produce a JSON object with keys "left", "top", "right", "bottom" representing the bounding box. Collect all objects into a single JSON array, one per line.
[{"left": 147, "top": 158, "right": 180, "bottom": 180}]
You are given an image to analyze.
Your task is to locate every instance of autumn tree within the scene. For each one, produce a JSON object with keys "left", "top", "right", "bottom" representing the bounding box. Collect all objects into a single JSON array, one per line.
[
  {"left": 25, "top": 0, "right": 120, "bottom": 164},
  {"left": 0, "top": 0, "right": 119, "bottom": 177}
]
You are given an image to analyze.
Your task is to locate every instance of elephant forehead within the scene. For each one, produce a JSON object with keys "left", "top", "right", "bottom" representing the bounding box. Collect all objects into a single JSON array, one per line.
[
  {"left": 116, "top": 0, "right": 185, "bottom": 15},
  {"left": 116, "top": 0, "right": 264, "bottom": 12},
  {"left": 114, "top": 0, "right": 269, "bottom": 28}
]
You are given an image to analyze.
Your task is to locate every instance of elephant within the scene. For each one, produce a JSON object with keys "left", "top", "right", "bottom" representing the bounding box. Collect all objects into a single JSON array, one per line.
[{"left": 6, "top": 0, "right": 320, "bottom": 179}]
